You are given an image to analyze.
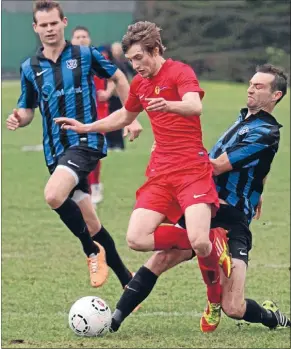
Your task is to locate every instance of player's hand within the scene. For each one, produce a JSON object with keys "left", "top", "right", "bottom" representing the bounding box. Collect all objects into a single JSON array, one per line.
[
  {"left": 123, "top": 119, "right": 143, "bottom": 142},
  {"left": 97, "top": 90, "right": 110, "bottom": 102},
  {"left": 254, "top": 195, "right": 263, "bottom": 220},
  {"left": 54, "top": 117, "right": 87, "bottom": 133},
  {"left": 146, "top": 98, "right": 170, "bottom": 112},
  {"left": 6, "top": 109, "right": 21, "bottom": 131}
]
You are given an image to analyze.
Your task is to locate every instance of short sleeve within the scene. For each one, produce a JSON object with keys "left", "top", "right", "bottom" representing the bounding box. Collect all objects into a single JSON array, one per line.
[
  {"left": 226, "top": 125, "right": 280, "bottom": 170},
  {"left": 124, "top": 77, "right": 144, "bottom": 113},
  {"left": 90, "top": 46, "right": 117, "bottom": 79},
  {"left": 176, "top": 65, "right": 205, "bottom": 100},
  {"left": 17, "top": 67, "right": 38, "bottom": 109}
]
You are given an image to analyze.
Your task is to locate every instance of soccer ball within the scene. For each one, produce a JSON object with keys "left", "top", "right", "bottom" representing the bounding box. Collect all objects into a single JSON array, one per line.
[{"left": 68, "top": 296, "right": 111, "bottom": 337}]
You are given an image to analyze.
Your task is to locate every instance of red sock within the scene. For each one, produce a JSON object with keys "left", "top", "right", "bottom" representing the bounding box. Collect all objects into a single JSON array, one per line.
[
  {"left": 207, "top": 282, "right": 221, "bottom": 304},
  {"left": 153, "top": 225, "right": 192, "bottom": 250},
  {"left": 198, "top": 261, "right": 221, "bottom": 303},
  {"left": 197, "top": 234, "right": 221, "bottom": 303},
  {"left": 88, "top": 162, "right": 101, "bottom": 186}
]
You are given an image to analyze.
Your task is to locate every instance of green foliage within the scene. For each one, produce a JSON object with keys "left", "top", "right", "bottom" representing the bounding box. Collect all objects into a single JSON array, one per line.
[
  {"left": 2, "top": 80, "right": 290, "bottom": 348},
  {"left": 134, "top": 0, "right": 290, "bottom": 82}
]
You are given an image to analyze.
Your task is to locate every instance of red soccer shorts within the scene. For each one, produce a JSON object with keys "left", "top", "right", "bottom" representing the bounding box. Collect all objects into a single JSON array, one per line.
[{"left": 134, "top": 163, "right": 219, "bottom": 223}]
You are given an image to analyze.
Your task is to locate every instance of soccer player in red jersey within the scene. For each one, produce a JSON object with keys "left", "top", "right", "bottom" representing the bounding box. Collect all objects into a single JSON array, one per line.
[{"left": 55, "top": 21, "right": 231, "bottom": 326}]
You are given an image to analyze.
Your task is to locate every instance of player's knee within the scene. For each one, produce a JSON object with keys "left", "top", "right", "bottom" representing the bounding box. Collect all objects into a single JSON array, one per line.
[
  {"left": 44, "top": 188, "right": 65, "bottom": 209},
  {"left": 222, "top": 299, "right": 245, "bottom": 319},
  {"left": 126, "top": 235, "right": 144, "bottom": 251},
  {"left": 189, "top": 236, "right": 210, "bottom": 256},
  {"left": 126, "top": 238, "right": 147, "bottom": 251}
]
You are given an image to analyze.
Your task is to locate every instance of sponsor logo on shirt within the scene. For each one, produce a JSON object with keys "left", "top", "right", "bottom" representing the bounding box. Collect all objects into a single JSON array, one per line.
[{"left": 41, "top": 83, "right": 82, "bottom": 101}]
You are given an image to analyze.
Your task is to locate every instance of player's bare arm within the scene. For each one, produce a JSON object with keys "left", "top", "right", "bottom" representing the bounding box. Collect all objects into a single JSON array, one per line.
[
  {"left": 54, "top": 107, "right": 139, "bottom": 134},
  {"left": 254, "top": 176, "right": 267, "bottom": 219},
  {"left": 210, "top": 152, "right": 233, "bottom": 176},
  {"left": 97, "top": 80, "right": 115, "bottom": 102},
  {"left": 109, "top": 69, "right": 143, "bottom": 140},
  {"left": 6, "top": 108, "right": 35, "bottom": 130},
  {"left": 146, "top": 92, "right": 202, "bottom": 116},
  {"left": 109, "top": 69, "right": 130, "bottom": 105}
]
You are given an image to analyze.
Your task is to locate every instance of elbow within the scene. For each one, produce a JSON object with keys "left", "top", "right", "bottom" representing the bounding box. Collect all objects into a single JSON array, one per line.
[
  {"left": 188, "top": 102, "right": 202, "bottom": 116},
  {"left": 194, "top": 103, "right": 202, "bottom": 116},
  {"left": 195, "top": 106, "right": 202, "bottom": 116}
]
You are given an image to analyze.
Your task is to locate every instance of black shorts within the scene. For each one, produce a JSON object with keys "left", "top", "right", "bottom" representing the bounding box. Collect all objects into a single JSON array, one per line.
[
  {"left": 48, "top": 146, "right": 105, "bottom": 196},
  {"left": 178, "top": 204, "right": 252, "bottom": 265}
]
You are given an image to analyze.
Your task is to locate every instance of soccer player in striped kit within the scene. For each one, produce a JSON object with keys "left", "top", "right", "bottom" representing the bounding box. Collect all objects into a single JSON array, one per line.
[{"left": 6, "top": 0, "right": 142, "bottom": 289}]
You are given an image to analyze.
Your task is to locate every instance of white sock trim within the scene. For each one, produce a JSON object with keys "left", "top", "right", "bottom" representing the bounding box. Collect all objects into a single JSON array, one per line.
[
  {"left": 56, "top": 165, "right": 79, "bottom": 185},
  {"left": 72, "top": 190, "right": 90, "bottom": 203}
]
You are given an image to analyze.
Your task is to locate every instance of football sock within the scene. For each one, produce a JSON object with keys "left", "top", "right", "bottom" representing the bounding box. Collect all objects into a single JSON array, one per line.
[
  {"left": 92, "top": 226, "right": 132, "bottom": 287},
  {"left": 206, "top": 281, "right": 221, "bottom": 304},
  {"left": 110, "top": 266, "right": 158, "bottom": 332},
  {"left": 54, "top": 198, "right": 98, "bottom": 257},
  {"left": 153, "top": 225, "right": 191, "bottom": 250},
  {"left": 197, "top": 236, "right": 222, "bottom": 304},
  {"left": 243, "top": 299, "right": 278, "bottom": 327}
]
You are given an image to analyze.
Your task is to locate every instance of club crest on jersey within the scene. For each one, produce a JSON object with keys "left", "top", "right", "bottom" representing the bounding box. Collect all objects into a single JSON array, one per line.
[
  {"left": 238, "top": 126, "right": 249, "bottom": 135},
  {"left": 66, "top": 59, "right": 77, "bottom": 70},
  {"left": 154, "top": 86, "right": 168, "bottom": 95}
]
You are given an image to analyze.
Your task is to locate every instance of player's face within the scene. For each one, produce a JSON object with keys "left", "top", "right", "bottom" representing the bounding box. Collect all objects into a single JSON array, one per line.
[
  {"left": 71, "top": 30, "right": 91, "bottom": 46},
  {"left": 125, "top": 44, "right": 159, "bottom": 78},
  {"left": 33, "top": 8, "right": 67, "bottom": 46},
  {"left": 247, "top": 72, "right": 281, "bottom": 110}
]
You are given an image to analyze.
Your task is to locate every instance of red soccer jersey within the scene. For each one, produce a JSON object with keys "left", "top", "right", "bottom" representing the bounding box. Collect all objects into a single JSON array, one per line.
[
  {"left": 125, "top": 59, "right": 209, "bottom": 175},
  {"left": 94, "top": 76, "right": 109, "bottom": 119}
]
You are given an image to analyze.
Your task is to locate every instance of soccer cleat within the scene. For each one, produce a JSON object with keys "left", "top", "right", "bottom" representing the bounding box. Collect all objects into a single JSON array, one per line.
[
  {"left": 200, "top": 301, "right": 221, "bottom": 332},
  {"left": 87, "top": 242, "right": 109, "bottom": 287},
  {"left": 212, "top": 227, "right": 232, "bottom": 278},
  {"left": 262, "top": 300, "right": 291, "bottom": 329}
]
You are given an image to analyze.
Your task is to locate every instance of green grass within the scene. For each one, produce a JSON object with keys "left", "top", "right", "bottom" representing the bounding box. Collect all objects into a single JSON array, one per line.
[{"left": 2, "top": 80, "right": 290, "bottom": 348}]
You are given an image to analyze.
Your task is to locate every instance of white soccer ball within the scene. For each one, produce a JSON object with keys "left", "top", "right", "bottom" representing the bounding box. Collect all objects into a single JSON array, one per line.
[{"left": 68, "top": 296, "right": 111, "bottom": 337}]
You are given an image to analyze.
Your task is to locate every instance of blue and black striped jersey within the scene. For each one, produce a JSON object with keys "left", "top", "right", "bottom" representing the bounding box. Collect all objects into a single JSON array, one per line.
[
  {"left": 17, "top": 41, "right": 117, "bottom": 166},
  {"left": 209, "top": 108, "right": 282, "bottom": 222}
]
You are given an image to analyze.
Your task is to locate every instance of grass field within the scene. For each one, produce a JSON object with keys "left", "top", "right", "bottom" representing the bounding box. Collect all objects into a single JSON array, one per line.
[{"left": 2, "top": 80, "right": 290, "bottom": 349}]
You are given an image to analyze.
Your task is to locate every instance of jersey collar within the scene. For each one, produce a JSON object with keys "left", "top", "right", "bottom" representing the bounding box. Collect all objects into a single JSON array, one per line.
[
  {"left": 239, "top": 108, "right": 282, "bottom": 127},
  {"left": 36, "top": 40, "right": 71, "bottom": 60}
]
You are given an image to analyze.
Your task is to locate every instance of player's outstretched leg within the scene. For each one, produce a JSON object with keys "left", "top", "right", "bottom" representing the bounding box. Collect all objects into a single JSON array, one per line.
[
  {"left": 221, "top": 259, "right": 290, "bottom": 330},
  {"left": 110, "top": 249, "right": 194, "bottom": 333}
]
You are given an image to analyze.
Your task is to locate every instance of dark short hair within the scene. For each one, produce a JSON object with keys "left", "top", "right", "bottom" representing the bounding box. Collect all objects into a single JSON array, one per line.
[
  {"left": 121, "top": 21, "right": 166, "bottom": 55},
  {"left": 256, "top": 64, "right": 288, "bottom": 104},
  {"left": 33, "top": 0, "right": 64, "bottom": 23},
  {"left": 72, "top": 26, "right": 90, "bottom": 37}
]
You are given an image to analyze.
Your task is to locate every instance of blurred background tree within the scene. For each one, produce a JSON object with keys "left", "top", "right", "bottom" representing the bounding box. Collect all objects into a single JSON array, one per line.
[
  {"left": 2, "top": 0, "right": 289, "bottom": 82},
  {"left": 134, "top": 0, "right": 290, "bottom": 82}
]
